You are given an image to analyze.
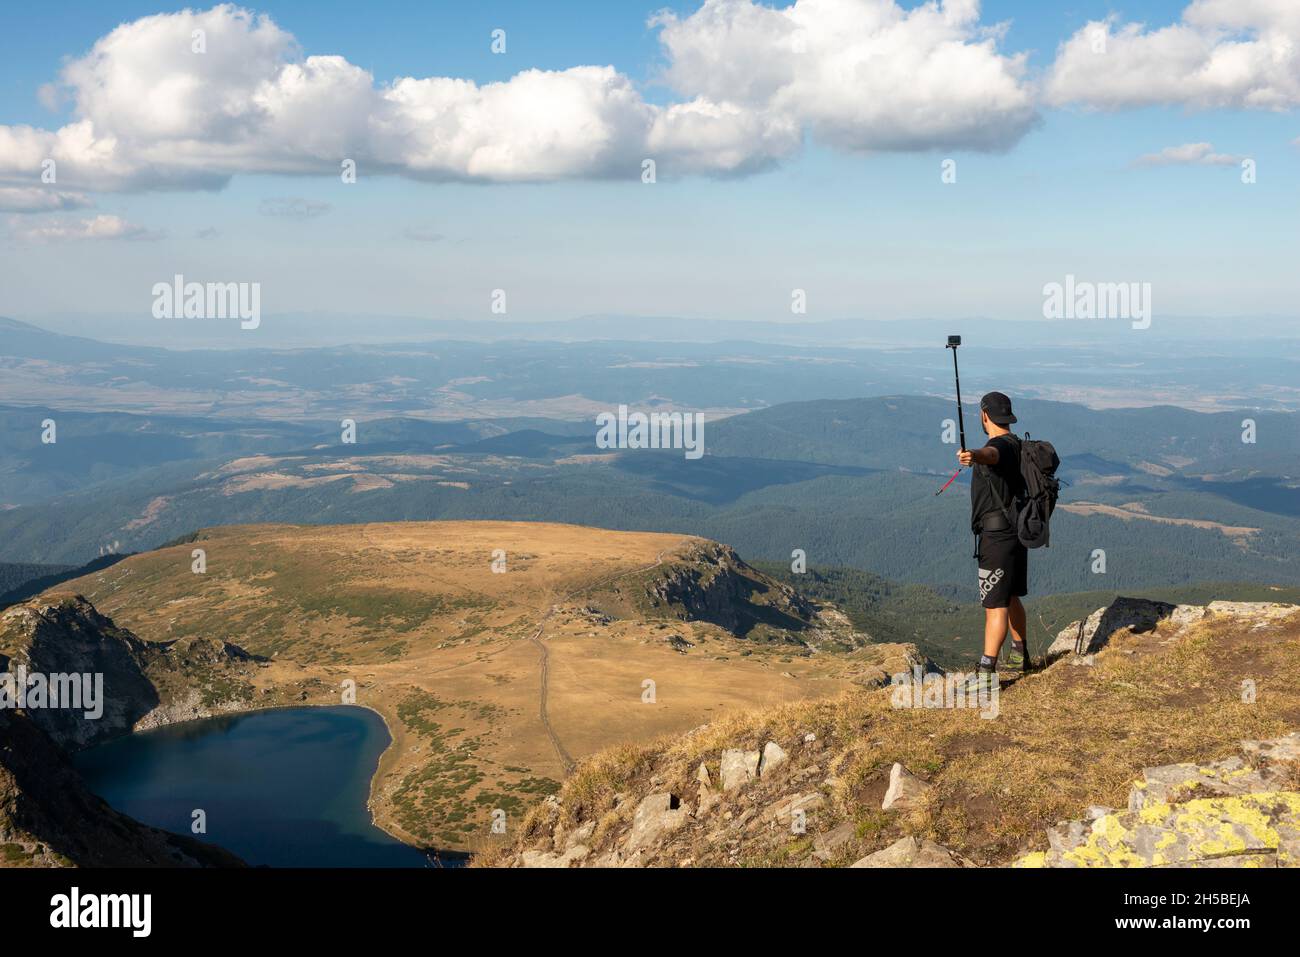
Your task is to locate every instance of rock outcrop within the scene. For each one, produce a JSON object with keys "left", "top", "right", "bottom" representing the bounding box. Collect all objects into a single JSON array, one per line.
[
  {"left": 720, "top": 748, "right": 760, "bottom": 791},
  {"left": 1047, "top": 597, "right": 1300, "bottom": 661},
  {"left": 0, "top": 594, "right": 260, "bottom": 751},
  {"left": 1046, "top": 597, "right": 1178, "bottom": 660},
  {"left": 0, "top": 596, "right": 159, "bottom": 748},
  {"left": 625, "top": 793, "right": 689, "bottom": 851},
  {"left": 643, "top": 543, "right": 817, "bottom": 639},
  {"left": 0, "top": 594, "right": 261, "bottom": 867},
  {"left": 852, "top": 836, "right": 967, "bottom": 868},
  {"left": 1018, "top": 733, "right": 1300, "bottom": 868},
  {"left": 760, "top": 741, "right": 788, "bottom": 776},
  {"left": 636, "top": 541, "right": 871, "bottom": 649}
]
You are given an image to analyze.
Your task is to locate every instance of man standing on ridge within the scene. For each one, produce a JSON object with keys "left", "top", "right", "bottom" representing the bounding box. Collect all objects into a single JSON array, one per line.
[{"left": 957, "top": 391, "right": 1031, "bottom": 685}]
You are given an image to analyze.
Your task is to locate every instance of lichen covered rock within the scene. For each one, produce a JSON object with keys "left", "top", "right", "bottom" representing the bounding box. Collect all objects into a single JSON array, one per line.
[
  {"left": 1018, "top": 792, "right": 1300, "bottom": 868},
  {"left": 1019, "top": 733, "right": 1300, "bottom": 868}
]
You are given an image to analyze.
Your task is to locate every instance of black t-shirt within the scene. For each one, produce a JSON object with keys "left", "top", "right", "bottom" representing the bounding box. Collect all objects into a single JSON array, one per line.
[{"left": 970, "top": 434, "right": 1023, "bottom": 531}]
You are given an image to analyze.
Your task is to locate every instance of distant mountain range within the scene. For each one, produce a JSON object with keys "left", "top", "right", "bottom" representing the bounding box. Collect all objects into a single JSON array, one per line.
[
  {"left": 2, "top": 394, "right": 1297, "bottom": 612},
  {"left": 3, "top": 316, "right": 1299, "bottom": 430},
  {"left": 20, "top": 312, "right": 1300, "bottom": 350}
]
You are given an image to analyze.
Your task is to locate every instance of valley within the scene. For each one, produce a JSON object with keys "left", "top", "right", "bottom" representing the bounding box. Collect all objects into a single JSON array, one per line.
[{"left": 32, "top": 520, "right": 918, "bottom": 854}]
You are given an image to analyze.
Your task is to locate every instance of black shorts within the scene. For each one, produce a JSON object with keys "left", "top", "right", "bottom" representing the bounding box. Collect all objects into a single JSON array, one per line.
[{"left": 977, "top": 528, "right": 1028, "bottom": 609}]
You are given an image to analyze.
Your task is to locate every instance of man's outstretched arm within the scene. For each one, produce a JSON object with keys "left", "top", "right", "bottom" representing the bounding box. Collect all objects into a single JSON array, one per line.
[{"left": 957, "top": 444, "right": 999, "bottom": 467}]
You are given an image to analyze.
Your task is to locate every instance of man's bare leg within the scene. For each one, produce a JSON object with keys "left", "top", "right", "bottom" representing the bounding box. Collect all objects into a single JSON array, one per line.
[
  {"left": 983, "top": 606, "right": 1009, "bottom": 659},
  {"left": 1008, "top": 596, "right": 1026, "bottom": 649}
]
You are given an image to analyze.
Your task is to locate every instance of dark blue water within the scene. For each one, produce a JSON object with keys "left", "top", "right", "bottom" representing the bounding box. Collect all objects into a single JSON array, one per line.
[{"left": 73, "top": 706, "right": 438, "bottom": 867}]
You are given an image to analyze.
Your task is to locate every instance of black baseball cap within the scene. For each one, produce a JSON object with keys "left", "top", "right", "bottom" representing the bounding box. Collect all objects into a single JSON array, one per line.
[{"left": 980, "top": 391, "right": 1017, "bottom": 425}]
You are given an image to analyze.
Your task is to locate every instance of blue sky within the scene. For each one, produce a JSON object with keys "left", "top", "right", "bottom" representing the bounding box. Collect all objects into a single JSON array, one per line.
[{"left": 1, "top": 1, "right": 1297, "bottom": 328}]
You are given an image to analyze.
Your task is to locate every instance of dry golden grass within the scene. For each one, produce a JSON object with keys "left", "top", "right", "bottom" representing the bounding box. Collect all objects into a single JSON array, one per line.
[{"left": 491, "top": 611, "right": 1300, "bottom": 866}]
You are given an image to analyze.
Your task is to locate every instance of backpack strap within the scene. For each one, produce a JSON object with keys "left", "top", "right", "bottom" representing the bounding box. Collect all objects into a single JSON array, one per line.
[{"left": 999, "top": 433, "right": 1023, "bottom": 524}]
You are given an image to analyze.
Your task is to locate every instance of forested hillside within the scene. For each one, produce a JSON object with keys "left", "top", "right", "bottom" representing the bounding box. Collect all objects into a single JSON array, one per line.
[{"left": 2, "top": 396, "right": 1297, "bottom": 604}]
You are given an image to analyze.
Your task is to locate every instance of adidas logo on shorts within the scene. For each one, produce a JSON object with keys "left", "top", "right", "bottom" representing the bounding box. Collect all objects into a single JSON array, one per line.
[{"left": 978, "top": 567, "right": 1004, "bottom": 600}]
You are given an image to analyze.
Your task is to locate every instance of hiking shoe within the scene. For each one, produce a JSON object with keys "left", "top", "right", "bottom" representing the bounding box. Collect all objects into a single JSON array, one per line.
[
  {"left": 1004, "top": 646, "right": 1034, "bottom": 676},
  {"left": 959, "top": 668, "right": 999, "bottom": 695}
]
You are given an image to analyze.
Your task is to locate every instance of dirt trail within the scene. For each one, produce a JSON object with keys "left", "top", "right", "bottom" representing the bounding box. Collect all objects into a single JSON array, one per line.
[
  {"left": 356, "top": 524, "right": 685, "bottom": 778},
  {"left": 528, "top": 544, "right": 683, "bottom": 776}
]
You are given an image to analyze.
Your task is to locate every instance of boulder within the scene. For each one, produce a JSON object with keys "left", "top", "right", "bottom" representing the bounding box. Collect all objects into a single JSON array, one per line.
[
  {"left": 881, "top": 762, "right": 931, "bottom": 811},
  {"left": 762, "top": 791, "right": 825, "bottom": 828},
  {"left": 851, "top": 836, "right": 963, "bottom": 868},
  {"left": 1047, "top": 597, "right": 1177, "bottom": 660},
  {"left": 720, "top": 749, "right": 761, "bottom": 791},
  {"left": 1022, "top": 733, "right": 1300, "bottom": 868},
  {"left": 1127, "top": 756, "right": 1283, "bottom": 812},
  {"left": 1166, "top": 604, "right": 1208, "bottom": 629},
  {"left": 521, "top": 844, "right": 590, "bottom": 868},
  {"left": 695, "top": 763, "right": 720, "bottom": 817},
  {"left": 760, "top": 741, "right": 789, "bottom": 777},
  {"left": 565, "top": 821, "right": 595, "bottom": 851},
  {"left": 812, "top": 822, "right": 856, "bottom": 860},
  {"left": 1206, "top": 601, "right": 1300, "bottom": 622},
  {"left": 625, "top": 792, "right": 688, "bottom": 851},
  {"left": 1018, "top": 793, "right": 1300, "bottom": 868},
  {"left": 1241, "top": 731, "right": 1300, "bottom": 764}
]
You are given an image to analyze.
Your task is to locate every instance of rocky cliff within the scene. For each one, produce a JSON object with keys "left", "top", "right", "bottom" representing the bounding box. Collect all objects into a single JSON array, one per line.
[
  {"left": 0, "top": 594, "right": 261, "bottom": 866},
  {"left": 0, "top": 596, "right": 158, "bottom": 749},
  {"left": 0, "top": 594, "right": 261, "bottom": 750},
  {"left": 483, "top": 597, "right": 1300, "bottom": 868},
  {"left": 601, "top": 540, "right": 872, "bottom": 651}
]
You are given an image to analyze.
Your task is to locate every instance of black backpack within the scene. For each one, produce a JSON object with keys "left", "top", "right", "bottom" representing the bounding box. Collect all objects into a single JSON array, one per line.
[{"left": 1003, "top": 433, "right": 1061, "bottom": 548}]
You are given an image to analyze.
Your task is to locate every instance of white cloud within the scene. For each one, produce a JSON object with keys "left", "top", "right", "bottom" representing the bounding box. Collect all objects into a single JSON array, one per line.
[
  {"left": 0, "top": 1, "right": 1039, "bottom": 191},
  {"left": 12, "top": 1, "right": 1292, "bottom": 191},
  {"left": 651, "top": 0, "right": 1038, "bottom": 153},
  {"left": 0, "top": 186, "right": 93, "bottom": 213},
  {"left": 1047, "top": 1, "right": 1300, "bottom": 110},
  {"left": 647, "top": 99, "right": 801, "bottom": 175},
  {"left": 375, "top": 66, "right": 656, "bottom": 181},
  {"left": 1134, "top": 142, "right": 1243, "bottom": 166},
  {"left": 7, "top": 213, "right": 164, "bottom": 242}
]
